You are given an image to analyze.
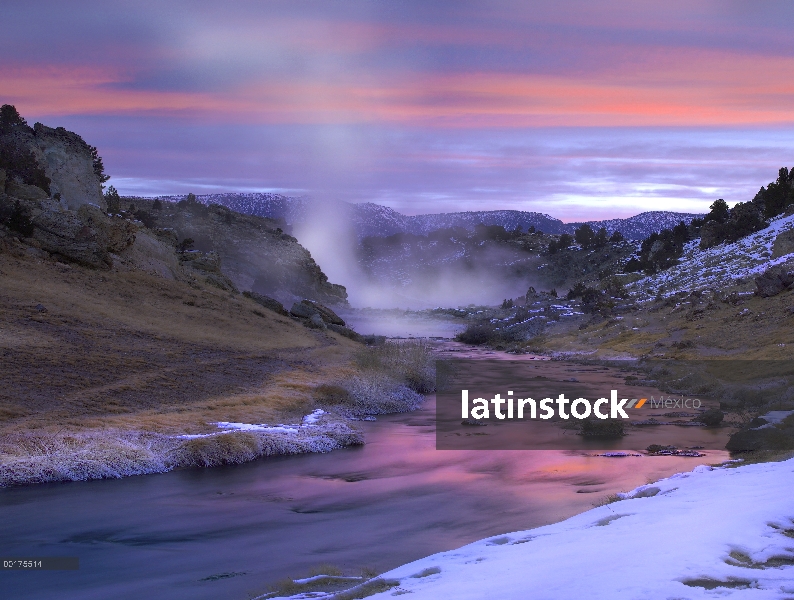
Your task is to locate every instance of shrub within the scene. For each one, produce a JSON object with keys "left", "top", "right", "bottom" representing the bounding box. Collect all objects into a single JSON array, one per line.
[
  {"left": 456, "top": 323, "right": 496, "bottom": 345},
  {"left": 177, "top": 237, "right": 195, "bottom": 253},
  {"left": 7, "top": 200, "right": 34, "bottom": 237},
  {"left": 133, "top": 209, "right": 157, "bottom": 229},
  {"left": 695, "top": 408, "right": 724, "bottom": 427},
  {"left": 579, "top": 418, "right": 625, "bottom": 438},
  {"left": 104, "top": 186, "right": 121, "bottom": 213},
  {"left": 354, "top": 340, "right": 435, "bottom": 394},
  {"left": 0, "top": 104, "right": 26, "bottom": 128}
]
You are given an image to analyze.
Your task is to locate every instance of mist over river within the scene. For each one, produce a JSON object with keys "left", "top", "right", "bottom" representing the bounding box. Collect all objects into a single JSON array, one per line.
[{"left": 1, "top": 343, "right": 728, "bottom": 600}]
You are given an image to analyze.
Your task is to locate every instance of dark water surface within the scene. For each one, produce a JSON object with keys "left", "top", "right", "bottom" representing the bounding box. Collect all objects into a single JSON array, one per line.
[{"left": 1, "top": 358, "right": 728, "bottom": 600}]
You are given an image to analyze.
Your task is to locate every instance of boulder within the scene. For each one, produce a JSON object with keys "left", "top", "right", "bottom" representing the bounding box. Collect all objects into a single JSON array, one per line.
[
  {"left": 308, "top": 313, "right": 327, "bottom": 329},
  {"left": 116, "top": 230, "right": 181, "bottom": 279},
  {"left": 726, "top": 426, "right": 794, "bottom": 452},
  {"left": 243, "top": 291, "right": 288, "bottom": 316},
  {"left": 694, "top": 408, "right": 724, "bottom": 426},
  {"left": 699, "top": 221, "right": 723, "bottom": 249},
  {"left": 146, "top": 199, "right": 349, "bottom": 305},
  {"left": 300, "top": 299, "right": 345, "bottom": 325},
  {"left": 183, "top": 251, "right": 222, "bottom": 273},
  {"left": 31, "top": 209, "right": 110, "bottom": 267},
  {"left": 6, "top": 179, "right": 48, "bottom": 202},
  {"left": 772, "top": 229, "right": 794, "bottom": 259},
  {"left": 290, "top": 302, "right": 319, "bottom": 319},
  {"left": 327, "top": 323, "right": 364, "bottom": 342},
  {"left": 754, "top": 265, "right": 794, "bottom": 297}
]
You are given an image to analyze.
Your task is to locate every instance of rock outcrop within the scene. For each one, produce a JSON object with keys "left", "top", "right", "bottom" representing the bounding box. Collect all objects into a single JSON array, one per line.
[
  {"left": 32, "top": 123, "right": 104, "bottom": 210},
  {"left": 1, "top": 112, "right": 104, "bottom": 211},
  {"left": 179, "top": 250, "right": 238, "bottom": 292},
  {"left": 0, "top": 108, "right": 348, "bottom": 307},
  {"left": 0, "top": 108, "right": 127, "bottom": 267},
  {"left": 143, "top": 199, "right": 348, "bottom": 305}
]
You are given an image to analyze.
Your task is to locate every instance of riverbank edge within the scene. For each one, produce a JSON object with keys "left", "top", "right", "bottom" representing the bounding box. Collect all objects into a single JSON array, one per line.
[{"left": 0, "top": 416, "right": 366, "bottom": 488}]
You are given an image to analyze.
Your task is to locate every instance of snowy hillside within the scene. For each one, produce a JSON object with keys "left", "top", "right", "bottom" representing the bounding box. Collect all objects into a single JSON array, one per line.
[
  {"left": 157, "top": 193, "right": 699, "bottom": 241},
  {"left": 266, "top": 458, "right": 794, "bottom": 599},
  {"left": 630, "top": 212, "right": 794, "bottom": 299},
  {"left": 574, "top": 211, "right": 702, "bottom": 240}
]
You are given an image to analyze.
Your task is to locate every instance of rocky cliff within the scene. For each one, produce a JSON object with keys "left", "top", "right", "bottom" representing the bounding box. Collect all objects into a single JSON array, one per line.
[
  {"left": 130, "top": 197, "right": 348, "bottom": 305},
  {"left": 0, "top": 106, "right": 347, "bottom": 305},
  {"left": 0, "top": 106, "right": 133, "bottom": 267}
]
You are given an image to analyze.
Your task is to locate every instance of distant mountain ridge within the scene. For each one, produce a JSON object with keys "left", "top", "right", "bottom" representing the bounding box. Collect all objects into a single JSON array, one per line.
[{"left": 157, "top": 193, "right": 701, "bottom": 240}]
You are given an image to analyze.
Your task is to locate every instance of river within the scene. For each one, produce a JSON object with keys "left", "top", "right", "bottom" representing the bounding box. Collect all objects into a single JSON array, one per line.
[{"left": 1, "top": 343, "right": 729, "bottom": 599}]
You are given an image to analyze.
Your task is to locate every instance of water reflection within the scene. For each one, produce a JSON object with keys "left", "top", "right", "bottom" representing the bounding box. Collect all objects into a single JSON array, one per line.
[{"left": 1, "top": 388, "right": 727, "bottom": 600}]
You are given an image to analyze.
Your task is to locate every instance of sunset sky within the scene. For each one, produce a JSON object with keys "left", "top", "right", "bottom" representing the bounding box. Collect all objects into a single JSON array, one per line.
[{"left": 3, "top": 1, "right": 794, "bottom": 220}]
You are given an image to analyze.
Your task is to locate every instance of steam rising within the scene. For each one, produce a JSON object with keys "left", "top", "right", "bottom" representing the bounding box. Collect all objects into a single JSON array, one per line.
[{"left": 294, "top": 199, "right": 539, "bottom": 310}]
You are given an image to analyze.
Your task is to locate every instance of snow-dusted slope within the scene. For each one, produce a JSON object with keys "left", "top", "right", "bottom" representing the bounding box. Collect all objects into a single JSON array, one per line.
[
  {"left": 575, "top": 211, "right": 701, "bottom": 240},
  {"left": 630, "top": 213, "right": 794, "bottom": 299},
  {"left": 312, "top": 459, "right": 794, "bottom": 600}
]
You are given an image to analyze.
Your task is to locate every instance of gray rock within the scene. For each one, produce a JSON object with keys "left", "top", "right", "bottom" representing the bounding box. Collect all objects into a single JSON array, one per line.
[
  {"left": 204, "top": 272, "right": 238, "bottom": 292},
  {"left": 290, "top": 302, "right": 318, "bottom": 319},
  {"left": 699, "top": 221, "right": 723, "bottom": 249},
  {"left": 754, "top": 265, "right": 794, "bottom": 297},
  {"left": 33, "top": 123, "right": 104, "bottom": 210},
  {"left": 28, "top": 203, "right": 136, "bottom": 268},
  {"left": 6, "top": 179, "right": 48, "bottom": 202},
  {"left": 185, "top": 251, "right": 222, "bottom": 272},
  {"left": 243, "top": 291, "right": 288, "bottom": 315},
  {"left": 309, "top": 313, "right": 327, "bottom": 329},
  {"left": 726, "top": 426, "right": 794, "bottom": 452},
  {"left": 300, "top": 299, "right": 345, "bottom": 325},
  {"left": 694, "top": 408, "right": 724, "bottom": 426},
  {"left": 327, "top": 323, "right": 363, "bottom": 342},
  {"left": 772, "top": 229, "right": 794, "bottom": 259},
  {"left": 77, "top": 205, "right": 136, "bottom": 253}
]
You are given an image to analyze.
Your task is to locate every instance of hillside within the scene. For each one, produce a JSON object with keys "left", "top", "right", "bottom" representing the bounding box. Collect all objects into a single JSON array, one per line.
[
  {"left": 123, "top": 196, "right": 347, "bottom": 306},
  {"left": 0, "top": 108, "right": 433, "bottom": 486}
]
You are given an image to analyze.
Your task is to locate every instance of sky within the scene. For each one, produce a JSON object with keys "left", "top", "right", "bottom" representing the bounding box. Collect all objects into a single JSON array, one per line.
[{"left": 2, "top": 1, "right": 794, "bottom": 221}]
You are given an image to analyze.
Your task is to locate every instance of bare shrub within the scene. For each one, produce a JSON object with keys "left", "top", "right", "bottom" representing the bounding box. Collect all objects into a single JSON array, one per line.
[{"left": 354, "top": 340, "right": 435, "bottom": 394}]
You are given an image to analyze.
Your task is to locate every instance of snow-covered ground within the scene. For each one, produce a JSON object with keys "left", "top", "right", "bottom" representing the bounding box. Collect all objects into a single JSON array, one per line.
[
  {"left": 630, "top": 213, "right": 794, "bottom": 299},
  {"left": 269, "top": 458, "right": 794, "bottom": 599}
]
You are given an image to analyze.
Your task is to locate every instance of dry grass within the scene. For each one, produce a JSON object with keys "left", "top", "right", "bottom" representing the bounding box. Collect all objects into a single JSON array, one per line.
[
  {"left": 0, "top": 423, "right": 363, "bottom": 486},
  {"left": 541, "top": 287, "right": 794, "bottom": 360},
  {"left": 0, "top": 251, "right": 372, "bottom": 485}
]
